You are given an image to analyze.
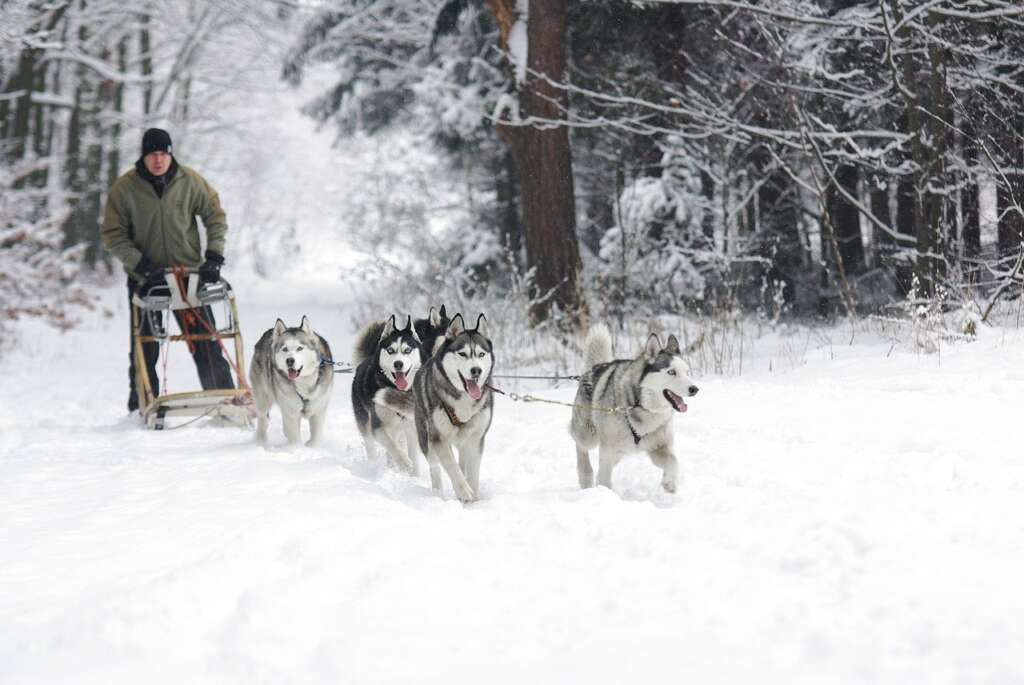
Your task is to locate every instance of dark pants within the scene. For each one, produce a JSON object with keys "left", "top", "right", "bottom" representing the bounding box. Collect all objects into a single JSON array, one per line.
[{"left": 127, "top": 280, "right": 235, "bottom": 412}]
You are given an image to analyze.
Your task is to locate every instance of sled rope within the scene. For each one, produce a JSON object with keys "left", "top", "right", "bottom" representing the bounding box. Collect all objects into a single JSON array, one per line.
[
  {"left": 321, "top": 357, "right": 356, "bottom": 374},
  {"left": 489, "top": 372, "right": 581, "bottom": 382},
  {"left": 158, "top": 405, "right": 220, "bottom": 430},
  {"left": 486, "top": 384, "right": 629, "bottom": 416}
]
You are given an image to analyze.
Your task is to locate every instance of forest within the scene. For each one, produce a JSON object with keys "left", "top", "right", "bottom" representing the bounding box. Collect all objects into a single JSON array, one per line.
[{"left": 2, "top": 0, "right": 1023, "bottom": 338}]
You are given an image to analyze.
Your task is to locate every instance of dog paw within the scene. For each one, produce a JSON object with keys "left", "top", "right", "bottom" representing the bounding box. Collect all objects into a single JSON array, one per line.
[
  {"left": 579, "top": 474, "right": 595, "bottom": 489},
  {"left": 661, "top": 479, "right": 677, "bottom": 494},
  {"left": 456, "top": 488, "right": 478, "bottom": 504}
]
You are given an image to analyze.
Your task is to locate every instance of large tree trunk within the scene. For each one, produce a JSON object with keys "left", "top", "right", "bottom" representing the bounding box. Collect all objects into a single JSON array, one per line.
[
  {"left": 494, "top": 148, "right": 523, "bottom": 265},
  {"left": 868, "top": 175, "right": 892, "bottom": 270},
  {"left": 961, "top": 121, "right": 981, "bottom": 282},
  {"left": 486, "top": 0, "right": 586, "bottom": 327},
  {"left": 140, "top": 14, "right": 153, "bottom": 116},
  {"left": 757, "top": 162, "right": 802, "bottom": 307},
  {"left": 9, "top": 48, "right": 37, "bottom": 167},
  {"left": 888, "top": 0, "right": 947, "bottom": 295},
  {"left": 996, "top": 112, "right": 1024, "bottom": 261},
  {"left": 828, "top": 163, "right": 865, "bottom": 275}
]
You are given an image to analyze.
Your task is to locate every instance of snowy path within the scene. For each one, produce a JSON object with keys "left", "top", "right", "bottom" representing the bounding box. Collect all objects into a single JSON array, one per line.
[{"left": 2, "top": 284, "right": 1024, "bottom": 684}]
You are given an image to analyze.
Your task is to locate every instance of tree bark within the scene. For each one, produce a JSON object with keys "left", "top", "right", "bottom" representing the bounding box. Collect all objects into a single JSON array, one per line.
[
  {"left": 9, "top": 48, "right": 37, "bottom": 166},
  {"left": 486, "top": 0, "right": 586, "bottom": 327},
  {"left": 961, "top": 121, "right": 980, "bottom": 281},
  {"left": 996, "top": 112, "right": 1024, "bottom": 261},
  {"left": 828, "top": 163, "right": 865, "bottom": 275},
  {"left": 140, "top": 14, "right": 153, "bottom": 115}
]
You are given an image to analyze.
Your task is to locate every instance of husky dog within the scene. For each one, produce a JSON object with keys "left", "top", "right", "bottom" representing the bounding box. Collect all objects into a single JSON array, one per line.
[
  {"left": 378, "top": 313, "right": 494, "bottom": 502},
  {"left": 569, "top": 324, "right": 698, "bottom": 493},
  {"left": 250, "top": 316, "right": 334, "bottom": 446},
  {"left": 413, "top": 305, "right": 450, "bottom": 359},
  {"left": 351, "top": 315, "right": 425, "bottom": 471}
]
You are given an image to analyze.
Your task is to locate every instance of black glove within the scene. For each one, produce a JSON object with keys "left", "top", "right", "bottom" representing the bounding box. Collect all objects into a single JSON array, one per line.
[
  {"left": 135, "top": 256, "right": 165, "bottom": 293},
  {"left": 198, "top": 250, "right": 224, "bottom": 284}
]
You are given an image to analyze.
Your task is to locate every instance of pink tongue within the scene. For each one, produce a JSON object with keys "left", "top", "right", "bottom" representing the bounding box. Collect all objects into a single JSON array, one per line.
[
  {"left": 465, "top": 379, "right": 482, "bottom": 400},
  {"left": 288, "top": 369, "right": 300, "bottom": 380},
  {"left": 394, "top": 372, "right": 408, "bottom": 391},
  {"left": 667, "top": 391, "right": 687, "bottom": 412}
]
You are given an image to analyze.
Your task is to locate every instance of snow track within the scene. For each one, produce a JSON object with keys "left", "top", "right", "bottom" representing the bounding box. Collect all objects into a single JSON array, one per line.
[{"left": 2, "top": 284, "right": 1024, "bottom": 683}]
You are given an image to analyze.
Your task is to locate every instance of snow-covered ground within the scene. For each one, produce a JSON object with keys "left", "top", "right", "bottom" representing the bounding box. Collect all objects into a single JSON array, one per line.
[{"left": 2, "top": 274, "right": 1024, "bottom": 684}]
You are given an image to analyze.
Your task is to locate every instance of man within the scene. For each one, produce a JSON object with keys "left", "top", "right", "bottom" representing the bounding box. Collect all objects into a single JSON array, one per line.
[{"left": 101, "top": 127, "right": 235, "bottom": 412}]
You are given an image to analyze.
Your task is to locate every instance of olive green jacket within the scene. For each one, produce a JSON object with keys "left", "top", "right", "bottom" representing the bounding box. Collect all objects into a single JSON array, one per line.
[{"left": 100, "top": 163, "right": 228, "bottom": 281}]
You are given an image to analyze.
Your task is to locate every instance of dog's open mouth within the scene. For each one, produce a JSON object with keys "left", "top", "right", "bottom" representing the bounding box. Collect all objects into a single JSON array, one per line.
[
  {"left": 664, "top": 389, "right": 687, "bottom": 412},
  {"left": 460, "top": 373, "right": 483, "bottom": 401},
  {"left": 393, "top": 371, "right": 409, "bottom": 391},
  {"left": 287, "top": 367, "right": 301, "bottom": 381}
]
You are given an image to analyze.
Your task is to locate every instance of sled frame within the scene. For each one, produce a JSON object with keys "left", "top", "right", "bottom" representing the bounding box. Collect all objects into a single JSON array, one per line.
[{"left": 130, "top": 270, "right": 254, "bottom": 430}]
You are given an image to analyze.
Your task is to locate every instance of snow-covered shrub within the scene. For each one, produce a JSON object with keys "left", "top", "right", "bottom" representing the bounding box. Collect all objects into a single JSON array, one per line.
[
  {"left": 0, "top": 157, "right": 91, "bottom": 351},
  {"left": 350, "top": 246, "right": 576, "bottom": 376},
  {"left": 592, "top": 140, "right": 749, "bottom": 318}
]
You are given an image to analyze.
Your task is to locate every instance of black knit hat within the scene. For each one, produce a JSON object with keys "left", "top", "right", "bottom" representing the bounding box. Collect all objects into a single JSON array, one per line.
[{"left": 141, "top": 128, "right": 173, "bottom": 156}]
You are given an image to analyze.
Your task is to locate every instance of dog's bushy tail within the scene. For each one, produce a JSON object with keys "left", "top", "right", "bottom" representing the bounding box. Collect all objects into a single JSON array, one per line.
[
  {"left": 353, "top": 320, "right": 386, "bottom": 364},
  {"left": 583, "top": 323, "right": 613, "bottom": 371}
]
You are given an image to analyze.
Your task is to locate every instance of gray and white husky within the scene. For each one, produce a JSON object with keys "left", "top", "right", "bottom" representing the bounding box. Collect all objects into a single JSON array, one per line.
[
  {"left": 250, "top": 316, "right": 334, "bottom": 446},
  {"left": 569, "top": 324, "right": 698, "bottom": 493},
  {"left": 351, "top": 314, "right": 426, "bottom": 472},
  {"left": 378, "top": 313, "right": 494, "bottom": 502}
]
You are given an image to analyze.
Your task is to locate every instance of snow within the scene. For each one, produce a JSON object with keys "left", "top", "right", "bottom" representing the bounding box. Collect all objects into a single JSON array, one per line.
[
  {"left": 509, "top": 1, "right": 529, "bottom": 86},
  {"left": 3, "top": 275, "right": 1024, "bottom": 683}
]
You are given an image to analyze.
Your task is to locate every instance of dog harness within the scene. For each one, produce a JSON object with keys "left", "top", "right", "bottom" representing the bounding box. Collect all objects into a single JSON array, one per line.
[
  {"left": 624, "top": 403, "right": 645, "bottom": 445},
  {"left": 278, "top": 367, "right": 319, "bottom": 415},
  {"left": 441, "top": 388, "right": 489, "bottom": 428},
  {"left": 442, "top": 403, "right": 465, "bottom": 427}
]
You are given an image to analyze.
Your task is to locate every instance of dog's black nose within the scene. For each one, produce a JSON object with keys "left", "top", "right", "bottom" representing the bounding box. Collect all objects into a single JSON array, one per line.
[
  {"left": 394, "top": 360, "right": 404, "bottom": 371},
  {"left": 470, "top": 366, "right": 481, "bottom": 378},
  {"left": 688, "top": 385, "right": 699, "bottom": 396},
  {"left": 286, "top": 357, "right": 295, "bottom": 367}
]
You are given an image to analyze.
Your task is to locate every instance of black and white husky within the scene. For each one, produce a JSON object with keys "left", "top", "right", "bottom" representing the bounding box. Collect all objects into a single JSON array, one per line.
[
  {"left": 351, "top": 315, "right": 426, "bottom": 472},
  {"left": 250, "top": 316, "right": 335, "bottom": 446},
  {"left": 378, "top": 313, "right": 495, "bottom": 502},
  {"left": 414, "top": 304, "right": 450, "bottom": 359},
  {"left": 569, "top": 324, "right": 698, "bottom": 493}
]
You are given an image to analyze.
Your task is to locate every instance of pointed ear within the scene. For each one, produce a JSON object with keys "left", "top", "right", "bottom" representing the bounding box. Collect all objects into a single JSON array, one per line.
[
  {"left": 644, "top": 333, "right": 662, "bottom": 360},
  {"left": 439, "top": 304, "right": 447, "bottom": 319},
  {"left": 406, "top": 315, "right": 421, "bottom": 341},
  {"left": 474, "top": 313, "right": 489, "bottom": 338},
  {"left": 429, "top": 306, "right": 441, "bottom": 327},
  {"left": 446, "top": 313, "right": 465, "bottom": 339},
  {"left": 300, "top": 315, "right": 313, "bottom": 336},
  {"left": 381, "top": 315, "right": 396, "bottom": 339},
  {"left": 273, "top": 319, "right": 287, "bottom": 339},
  {"left": 665, "top": 334, "right": 680, "bottom": 355}
]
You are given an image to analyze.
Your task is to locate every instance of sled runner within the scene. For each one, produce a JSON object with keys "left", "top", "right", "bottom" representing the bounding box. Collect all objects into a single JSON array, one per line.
[{"left": 131, "top": 268, "right": 255, "bottom": 430}]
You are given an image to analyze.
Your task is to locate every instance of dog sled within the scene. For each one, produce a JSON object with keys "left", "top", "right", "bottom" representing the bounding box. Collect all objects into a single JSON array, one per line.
[{"left": 131, "top": 268, "right": 255, "bottom": 430}]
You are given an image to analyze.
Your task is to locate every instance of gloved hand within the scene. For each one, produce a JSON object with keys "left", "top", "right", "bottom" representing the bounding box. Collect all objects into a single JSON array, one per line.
[
  {"left": 135, "top": 256, "right": 165, "bottom": 294},
  {"left": 198, "top": 250, "right": 224, "bottom": 284}
]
